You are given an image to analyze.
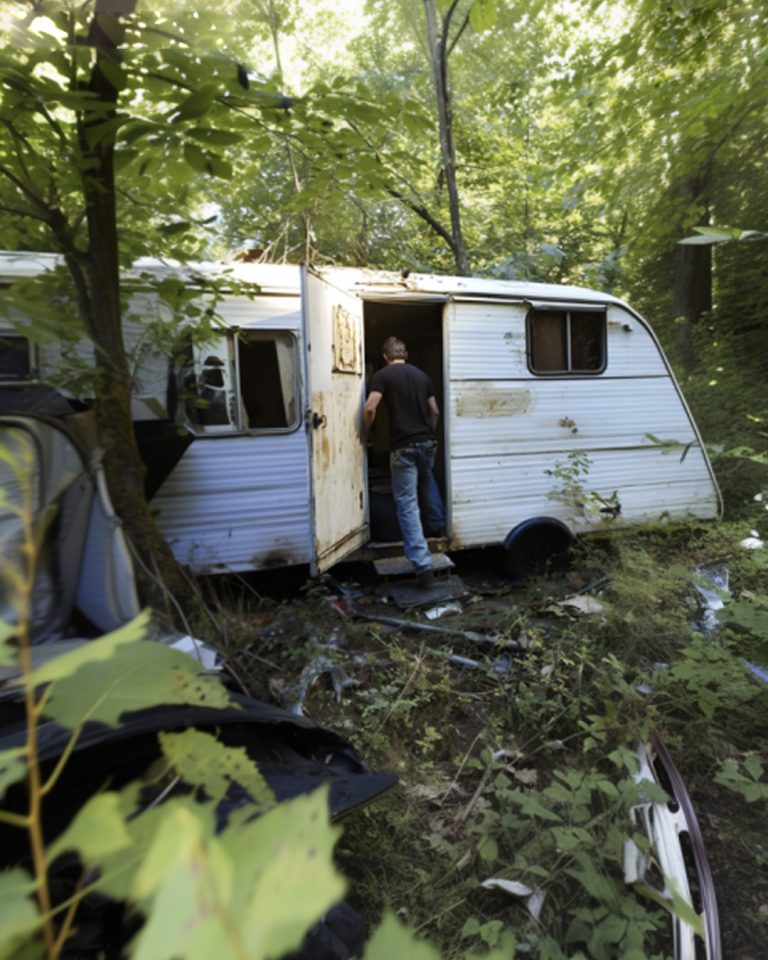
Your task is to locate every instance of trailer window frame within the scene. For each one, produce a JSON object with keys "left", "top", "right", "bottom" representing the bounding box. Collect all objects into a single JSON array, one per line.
[
  {"left": 526, "top": 306, "right": 607, "bottom": 376},
  {"left": 0, "top": 331, "right": 37, "bottom": 383},
  {"left": 183, "top": 328, "right": 301, "bottom": 436},
  {"left": 235, "top": 328, "right": 301, "bottom": 434}
]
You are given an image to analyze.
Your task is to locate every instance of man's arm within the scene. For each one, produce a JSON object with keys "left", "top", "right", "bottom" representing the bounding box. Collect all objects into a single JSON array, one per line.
[
  {"left": 363, "top": 390, "right": 383, "bottom": 443},
  {"left": 427, "top": 395, "right": 440, "bottom": 432}
]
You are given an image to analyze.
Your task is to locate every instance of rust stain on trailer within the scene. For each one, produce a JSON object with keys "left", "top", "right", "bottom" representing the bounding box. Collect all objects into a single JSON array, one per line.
[
  {"left": 456, "top": 385, "right": 532, "bottom": 418},
  {"left": 332, "top": 304, "right": 361, "bottom": 373},
  {"left": 255, "top": 547, "right": 300, "bottom": 569}
]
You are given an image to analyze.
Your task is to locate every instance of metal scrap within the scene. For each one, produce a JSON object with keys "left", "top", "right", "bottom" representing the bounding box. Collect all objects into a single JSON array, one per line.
[
  {"left": 624, "top": 735, "right": 721, "bottom": 960},
  {"left": 288, "top": 655, "right": 361, "bottom": 717},
  {"left": 347, "top": 602, "right": 523, "bottom": 651}
]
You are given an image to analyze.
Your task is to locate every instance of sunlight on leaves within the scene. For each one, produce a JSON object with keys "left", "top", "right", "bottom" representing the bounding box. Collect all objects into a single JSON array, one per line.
[{"left": 159, "top": 729, "right": 275, "bottom": 809}]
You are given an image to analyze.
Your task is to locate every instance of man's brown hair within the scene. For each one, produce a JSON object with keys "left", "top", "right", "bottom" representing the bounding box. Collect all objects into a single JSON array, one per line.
[{"left": 382, "top": 336, "right": 407, "bottom": 360}]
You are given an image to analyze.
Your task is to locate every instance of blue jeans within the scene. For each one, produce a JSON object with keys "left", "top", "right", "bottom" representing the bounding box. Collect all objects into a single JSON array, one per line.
[{"left": 390, "top": 440, "right": 446, "bottom": 574}]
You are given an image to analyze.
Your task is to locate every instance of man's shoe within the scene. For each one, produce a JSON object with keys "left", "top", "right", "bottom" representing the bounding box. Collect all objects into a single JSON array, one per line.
[{"left": 416, "top": 570, "right": 435, "bottom": 589}]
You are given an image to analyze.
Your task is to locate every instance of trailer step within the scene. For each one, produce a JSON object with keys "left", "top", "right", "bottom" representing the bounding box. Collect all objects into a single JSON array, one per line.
[
  {"left": 388, "top": 574, "right": 468, "bottom": 609},
  {"left": 373, "top": 553, "right": 455, "bottom": 578}
]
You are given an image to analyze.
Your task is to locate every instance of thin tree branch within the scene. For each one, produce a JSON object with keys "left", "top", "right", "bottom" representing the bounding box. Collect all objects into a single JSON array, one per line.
[
  {"left": 446, "top": 11, "right": 471, "bottom": 57},
  {"left": 0, "top": 162, "right": 50, "bottom": 215},
  {"left": 387, "top": 186, "right": 456, "bottom": 250}
]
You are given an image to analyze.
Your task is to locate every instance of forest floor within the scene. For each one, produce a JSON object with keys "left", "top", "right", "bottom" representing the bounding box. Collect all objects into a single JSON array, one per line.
[{"left": 212, "top": 524, "right": 768, "bottom": 959}]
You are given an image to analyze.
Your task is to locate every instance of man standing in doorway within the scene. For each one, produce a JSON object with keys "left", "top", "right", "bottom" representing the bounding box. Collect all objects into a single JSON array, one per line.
[{"left": 363, "top": 337, "right": 446, "bottom": 586}]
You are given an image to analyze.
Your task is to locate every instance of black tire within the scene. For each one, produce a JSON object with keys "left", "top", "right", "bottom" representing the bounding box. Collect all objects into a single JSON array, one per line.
[{"left": 499, "top": 517, "right": 575, "bottom": 580}]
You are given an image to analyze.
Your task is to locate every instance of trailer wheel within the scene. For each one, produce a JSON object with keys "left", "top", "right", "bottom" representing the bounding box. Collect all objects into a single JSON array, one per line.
[{"left": 500, "top": 517, "right": 575, "bottom": 580}]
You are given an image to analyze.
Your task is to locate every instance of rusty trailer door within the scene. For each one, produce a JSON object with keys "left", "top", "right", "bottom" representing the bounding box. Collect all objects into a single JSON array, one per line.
[{"left": 302, "top": 266, "right": 369, "bottom": 574}]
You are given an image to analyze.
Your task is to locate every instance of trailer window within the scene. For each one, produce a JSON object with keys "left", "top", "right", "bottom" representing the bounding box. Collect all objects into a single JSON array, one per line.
[
  {"left": 528, "top": 309, "right": 605, "bottom": 374},
  {"left": 238, "top": 331, "right": 298, "bottom": 430},
  {"left": 0, "top": 333, "right": 33, "bottom": 381}
]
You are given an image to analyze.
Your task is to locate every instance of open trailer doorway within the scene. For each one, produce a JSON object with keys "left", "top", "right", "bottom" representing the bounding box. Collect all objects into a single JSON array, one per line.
[{"left": 362, "top": 297, "right": 447, "bottom": 544}]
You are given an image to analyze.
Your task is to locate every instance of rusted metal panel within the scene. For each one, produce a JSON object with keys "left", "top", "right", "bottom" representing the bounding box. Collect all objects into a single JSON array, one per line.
[
  {"left": 455, "top": 383, "right": 532, "bottom": 418},
  {"left": 449, "top": 376, "right": 699, "bottom": 457},
  {"left": 332, "top": 304, "right": 362, "bottom": 373},
  {"left": 303, "top": 269, "right": 369, "bottom": 574}
]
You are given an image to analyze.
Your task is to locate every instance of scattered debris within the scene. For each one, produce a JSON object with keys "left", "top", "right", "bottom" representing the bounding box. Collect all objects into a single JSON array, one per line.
[
  {"left": 556, "top": 595, "right": 605, "bottom": 615},
  {"left": 692, "top": 566, "right": 767, "bottom": 684},
  {"left": 347, "top": 602, "right": 523, "bottom": 651},
  {"left": 693, "top": 566, "right": 729, "bottom": 636},
  {"left": 168, "top": 634, "right": 219, "bottom": 671},
  {"left": 739, "top": 530, "right": 764, "bottom": 549},
  {"left": 288, "top": 655, "right": 362, "bottom": 717},
  {"left": 481, "top": 878, "right": 545, "bottom": 923},
  {"left": 424, "top": 602, "right": 463, "bottom": 621}
]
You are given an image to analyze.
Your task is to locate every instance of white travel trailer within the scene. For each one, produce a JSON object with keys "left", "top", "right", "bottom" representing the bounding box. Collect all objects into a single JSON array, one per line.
[{"left": 0, "top": 253, "right": 721, "bottom": 576}]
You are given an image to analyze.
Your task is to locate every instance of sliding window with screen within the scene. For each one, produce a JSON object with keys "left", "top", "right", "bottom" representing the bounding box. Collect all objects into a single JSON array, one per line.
[{"left": 527, "top": 306, "right": 606, "bottom": 375}]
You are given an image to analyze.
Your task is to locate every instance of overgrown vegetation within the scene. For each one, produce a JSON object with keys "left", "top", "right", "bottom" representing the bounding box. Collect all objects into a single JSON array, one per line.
[
  {"left": 234, "top": 519, "right": 767, "bottom": 959},
  {"left": 1, "top": 0, "right": 767, "bottom": 956}
]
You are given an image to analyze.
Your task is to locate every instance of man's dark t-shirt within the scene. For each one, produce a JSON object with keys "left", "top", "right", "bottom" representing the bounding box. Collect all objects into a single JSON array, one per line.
[{"left": 369, "top": 362, "right": 436, "bottom": 451}]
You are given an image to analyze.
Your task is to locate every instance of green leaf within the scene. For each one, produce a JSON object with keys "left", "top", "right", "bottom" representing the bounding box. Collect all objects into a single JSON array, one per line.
[
  {"left": 743, "top": 755, "right": 763, "bottom": 781},
  {"left": 237, "top": 789, "right": 345, "bottom": 956},
  {"left": 48, "top": 792, "right": 131, "bottom": 866},
  {"left": 130, "top": 788, "right": 344, "bottom": 960},
  {"left": 40, "top": 638, "right": 231, "bottom": 729},
  {"left": 0, "top": 868, "right": 40, "bottom": 960},
  {"left": 173, "top": 84, "right": 219, "bottom": 122},
  {"left": 97, "top": 58, "right": 126, "bottom": 93},
  {"left": 0, "top": 747, "right": 26, "bottom": 800},
  {"left": 595, "top": 914, "right": 627, "bottom": 944},
  {"left": 363, "top": 913, "right": 440, "bottom": 960},
  {"left": 207, "top": 155, "right": 232, "bottom": 180},
  {"left": 513, "top": 793, "right": 562, "bottom": 822},
  {"left": 183, "top": 142, "right": 212, "bottom": 173},
  {"left": 469, "top": 0, "right": 498, "bottom": 33},
  {"left": 187, "top": 128, "right": 243, "bottom": 146},
  {"left": 160, "top": 220, "right": 191, "bottom": 237},
  {"left": 159, "top": 729, "right": 275, "bottom": 808},
  {"left": 635, "top": 878, "right": 704, "bottom": 938},
  {"left": 693, "top": 225, "right": 741, "bottom": 239},
  {"left": 119, "top": 120, "right": 161, "bottom": 144},
  {"left": 27, "top": 610, "right": 151, "bottom": 686}
]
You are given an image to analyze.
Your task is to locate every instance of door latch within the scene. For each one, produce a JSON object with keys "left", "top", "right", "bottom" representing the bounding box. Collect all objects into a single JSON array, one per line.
[{"left": 311, "top": 411, "right": 327, "bottom": 430}]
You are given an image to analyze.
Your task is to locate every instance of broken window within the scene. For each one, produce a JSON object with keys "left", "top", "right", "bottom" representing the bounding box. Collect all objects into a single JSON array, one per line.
[
  {"left": 527, "top": 308, "right": 606, "bottom": 374},
  {"left": 179, "top": 335, "right": 237, "bottom": 433},
  {"left": 237, "top": 332, "right": 298, "bottom": 430},
  {"left": 0, "top": 333, "right": 33, "bottom": 381},
  {"left": 182, "top": 330, "right": 298, "bottom": 434}
]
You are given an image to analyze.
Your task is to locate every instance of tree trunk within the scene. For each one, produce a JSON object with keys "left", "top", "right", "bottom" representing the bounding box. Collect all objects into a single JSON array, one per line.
[
  {"left": 673, "top": 171, "right": 713, "bottom": 372},
  {"left": 73, "top": 0, "right": 198, "bottom": 620},
  {"left": 423, "top": 0, "right": 469, "bottom": 275}
]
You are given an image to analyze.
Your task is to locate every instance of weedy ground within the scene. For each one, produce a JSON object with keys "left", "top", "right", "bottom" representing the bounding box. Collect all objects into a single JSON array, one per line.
[{"left": 210, "top": 520, "right": 768, "bottom": 960}]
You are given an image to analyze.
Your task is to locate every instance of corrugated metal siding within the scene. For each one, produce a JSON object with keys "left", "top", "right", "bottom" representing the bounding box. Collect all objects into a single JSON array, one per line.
[
  {"left": 151, "top": 433, "right": 311, "bottom": 572},
  {"left": 450, "top": 446, "right": 719, "bottom": 546},
  {"left": 446, "top": 300, "right": 719, "bottom": 547},
  {"left": 448, "top": 303, "right": 666, "bottom": 379},
  {"left": 449, "top": 377, "right": 695, "bottom": 456},
  {"left": 216, "top": 295, "right": 302, "bottom": 327}
]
